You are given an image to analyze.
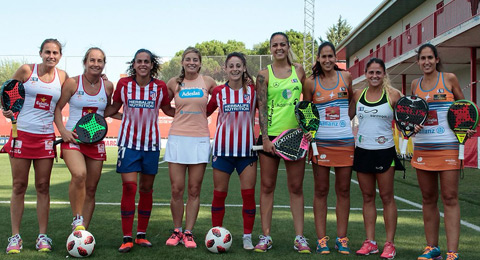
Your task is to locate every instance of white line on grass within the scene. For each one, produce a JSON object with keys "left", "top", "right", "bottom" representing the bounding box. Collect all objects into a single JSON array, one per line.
[
  {"left": 0, "top": 200, "right": 421, "bottom": 212},
  {"left": 346, "top": 172, "right": 480, "bottom": 232}
]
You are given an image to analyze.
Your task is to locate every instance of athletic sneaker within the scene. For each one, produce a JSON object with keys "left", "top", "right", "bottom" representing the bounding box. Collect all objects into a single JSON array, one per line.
[
  {"left": 165, "top": 229, "right": 183, "bottom": 246},
  {"left": 294, "top": 236, "right": 311, "bottom": 253},
  {"left": 135, "top": 234, "right": 152, "bottom": 247},
  {"left": 446, "top": 251, "right": 459, "bottom": 260},
  {"left": 380, "top": 242, "right": 396, "bottom": 259},
  {"left": 71, "top": 215, "right": 85, "bottom": 231},
  {"left": 335, "top": 236, "right": 351, "bottom": 254},
  {"left": 254, "top": 235, "right": 273, "bottom": 253},
  {"left": 418, "top": 246, "right": 442, "bottom": 260},
  {"left": 6, "top": 234, "right": 22, "bottom": 254},
  {"left": 35, "top": 234, "right": 52, "bottom": 252},
  {"left": 356, "top": 239, "right": 379, "bottom": 256},
  {"left": 316, "top": 236, "right": 330, "bottom": 254},
  {"left": 182, "top": 230, "right": 196, "bottom": 248},
  {"left": 243, "top": 235, "right": 254, "bottom": 250},
  {"left": 118, "top": 237, "right": 133, "bottom": 253}
]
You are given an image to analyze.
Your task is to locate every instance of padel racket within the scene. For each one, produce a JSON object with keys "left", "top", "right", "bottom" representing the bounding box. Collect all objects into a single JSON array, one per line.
[
  {"left": 394, "top": 95, "right": 429, "bottom": 156},
  {"left": 252, "top": 128, "right": 309, "bottom": 161},
  {"left": 295, "top": 101, "right": 320, "bottom": 156},
  {"left": 1, "top": 79, "right": 25, "bottom": 156},
  {"left": 447, "top": 100, "right": 479, "bottom": 160},
  {"left": 54, "top": 113, "right": 108, "bottom": 145}
]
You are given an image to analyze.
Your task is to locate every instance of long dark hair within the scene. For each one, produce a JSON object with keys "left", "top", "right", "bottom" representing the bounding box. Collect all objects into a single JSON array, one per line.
[
  {"left": 127, "top": 49, "right": 161, "bottom": 78},
  {"left": 365, "top": 57, "right": 392, "bottom": 91},
  {"left": 39, "top": 38, "right": 63, "bottom": 54},
  {"left": 416, "top": 43, "right": 442, "bottom": 72},
  {"left": 225, "top": 52, "right": 254, "bottom": 93},
  {"left": 311, "top": 41, "right": 342, "bottom": 78},
  {"left": 270, "top": 32, "right": 292, "bottom": 65}
]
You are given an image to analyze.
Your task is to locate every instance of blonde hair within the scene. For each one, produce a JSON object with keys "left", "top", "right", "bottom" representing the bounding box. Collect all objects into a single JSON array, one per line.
[{"left": 176, "top": 47, "right": 202, "bottom": 92}]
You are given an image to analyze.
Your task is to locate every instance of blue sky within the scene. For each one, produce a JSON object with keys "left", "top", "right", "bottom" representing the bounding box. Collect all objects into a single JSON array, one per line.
[{"left": 1, "top": 0, "right": 383, "bottom": 80}]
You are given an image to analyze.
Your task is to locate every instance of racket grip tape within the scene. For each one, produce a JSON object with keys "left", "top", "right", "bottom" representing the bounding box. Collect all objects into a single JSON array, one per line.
[
  {"left": 251, "top": 145, "right": 263, "bottom": 151},
  {"left": 11, "top": 121, "right": 17, "bottom": 138},
  {"left": 311, "top": 142, "right": 319, "bottom": 156},
  {"left": 53, "top": 139, "right": 64, "bottom": 146},
  {"left": 459, "top": 144, "right": 465, "bottom": 160}
]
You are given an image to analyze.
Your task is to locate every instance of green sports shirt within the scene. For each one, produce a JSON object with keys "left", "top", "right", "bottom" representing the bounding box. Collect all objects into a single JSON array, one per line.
[{"left": 264, "top": 64, "right": 302, "bottom": 136}]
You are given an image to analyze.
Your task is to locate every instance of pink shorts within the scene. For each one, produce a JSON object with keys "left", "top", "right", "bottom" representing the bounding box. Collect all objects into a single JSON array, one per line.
[
  {"left": 1, "top": 130, "right": 55, "bottom": 159},
  {"left": 60, "top": 141, "right": 106, "bottom": 161}
]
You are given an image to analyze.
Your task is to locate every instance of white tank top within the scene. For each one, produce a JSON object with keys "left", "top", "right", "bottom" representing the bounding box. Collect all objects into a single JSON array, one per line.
[
  {"left": 17, "top": 64, "right": 62, "bottom": 134},
  {"left": 65, "top": 75, "right": 107, "bottom": 130},
  {"left": 356, "top": 88, "right": 394, "bottom": 150}
]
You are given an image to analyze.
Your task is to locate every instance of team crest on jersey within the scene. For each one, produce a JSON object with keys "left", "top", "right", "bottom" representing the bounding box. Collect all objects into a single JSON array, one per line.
[
  {"left": 291, "top": 79, "right": 298, "bottom": 83},
  {"left": 243, "top": 93, "right": 250, "bottom": 102},
  {"left": 82, "top": 107, "right": 98, "bottom": 116},
  {"left": 34, "top": 94, "right": 52, "bottom": 110},
  {"left": 98, "top": 97, "right": 106, "bottom": 104},
  {"left": 340, "top": 87, "right": 346, "bottom": 91},
  {"left": 149, "top": 90, "right": 157, "bottom": 99}
]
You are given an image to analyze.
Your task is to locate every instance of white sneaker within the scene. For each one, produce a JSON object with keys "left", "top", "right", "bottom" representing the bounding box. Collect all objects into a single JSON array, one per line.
[{"left": 243, "top": 235, "right": 254, "bottom": 250}]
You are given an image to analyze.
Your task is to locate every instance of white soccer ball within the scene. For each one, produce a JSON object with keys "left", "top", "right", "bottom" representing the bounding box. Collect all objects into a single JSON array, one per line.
[
  {"left": 205, "top": 226, "right": 232, "bottom": 253},
  {"left": 66, "top": 230, "right": 95, "bottom": 257}
]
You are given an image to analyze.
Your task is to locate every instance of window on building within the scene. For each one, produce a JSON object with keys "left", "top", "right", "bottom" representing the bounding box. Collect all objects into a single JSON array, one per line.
[{"left": 437, "top": 1, "right": 444, "bottom": 14}]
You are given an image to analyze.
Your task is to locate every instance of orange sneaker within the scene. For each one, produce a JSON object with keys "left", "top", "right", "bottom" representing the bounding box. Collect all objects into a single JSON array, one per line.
[
  {"left": 165, "top": 229, "right": 183, "bottom": 246},
  {"left": 135, "top": 234, "right": 152, "bottom": 247},
  {"left": 183, "top": 230, "right": 197, "bottom": 248},
  {"left": 118, "top": 237, "right": 133, "bottom": 253}
]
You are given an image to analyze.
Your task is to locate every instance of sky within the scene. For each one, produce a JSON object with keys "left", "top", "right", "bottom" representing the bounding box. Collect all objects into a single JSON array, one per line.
[{"left": 0, "top": 0, "right": 383, "bottom": 81}]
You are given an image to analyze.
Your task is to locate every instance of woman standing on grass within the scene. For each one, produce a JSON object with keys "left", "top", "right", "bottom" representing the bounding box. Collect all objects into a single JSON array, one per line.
[
  {"left": 164, "top": 47, "right": 216, "bottom": 249},
  {"left": 254, "top": 32, "right": 310, "bottom": 254},
  {"left": 104, "top": 49, "right": 174, "bottom": 253},
  {"left": 349, "top": 58, "right": 402, "bottom": 259},
  {"left": 411, "top": 43, "right": 465, "bottom": 260},
  {"left": 207, "top": 52, "right": 257, "bottom": 250},
  {"left": 54, "top": 47, "right": 116, "bottom": 232},
  {"left": 303, "top": 41, "right": 354, "bottom": 255},
  {"left": 2, "top": 39, "right": 68, "bottom": 254}
]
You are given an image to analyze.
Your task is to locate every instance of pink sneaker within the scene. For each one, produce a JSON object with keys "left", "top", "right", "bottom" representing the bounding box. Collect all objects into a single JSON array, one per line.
[
  {"left": 36, "top": 234, "right": 52, "bottom": 252},
  {"left": 293, "top": 236, "right": 311, "bottom": 253},
  {"left": 182, "top": 230, "right": 197, "bottom": 248},
  {"left": 356, "top": 239, "right": 379, "bottom": 256},
  {"left": 166, "top": 228, "right": 183, "bottom": 246},
  {"left": 381, "top": 242, "right": 396, "bottom": 259},
  {"left": 6, "top": 234, "right": 22, "bottom": 254}
]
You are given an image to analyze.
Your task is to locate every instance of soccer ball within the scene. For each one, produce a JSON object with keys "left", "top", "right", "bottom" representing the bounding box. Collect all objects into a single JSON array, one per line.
[
  {"left": 66, "top": 230, "right": 95, "bottom": 257},
  {"left": 205, "top": 226, "right": 232, "bottom": 253}
]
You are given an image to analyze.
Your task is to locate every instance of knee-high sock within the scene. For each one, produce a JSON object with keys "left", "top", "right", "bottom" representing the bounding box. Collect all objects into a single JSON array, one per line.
[
  {"left": 241, "top": 189, "right": 256, "bottom": 234},
  {"left": 121, "top": 181, "right": 137, "bottom": 237},
  {"left": 137, "top": 190, "right": 153, "bottom": 234},
  {"left": 211, "top": 190, "right": 227, "bottom": 227}
]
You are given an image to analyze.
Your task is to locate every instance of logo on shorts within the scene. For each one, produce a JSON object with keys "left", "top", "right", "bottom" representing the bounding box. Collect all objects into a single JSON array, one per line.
[
  {"left": 45, "top": 140, "right": 54, "bottom": 150},
  {"left": 69, "top": 143, "right": 80, "bottom": 149},
  {"left": 320, "top": 154, "right": 327, "bottom": 159},
  {"left": 417, "top": 157, "right": 423, "bottom": 162},
  {"left": 212, "top": 156, "right": 217, "bottom": 162},
  {"left": 375, "top": 166, "right": 384, "bottom": 171},
  {"left": 13, "top": 140, "right": 22, "bottom": 148},
  {"left": 98, "top": 143, "right": 105, "bottom": 153}
]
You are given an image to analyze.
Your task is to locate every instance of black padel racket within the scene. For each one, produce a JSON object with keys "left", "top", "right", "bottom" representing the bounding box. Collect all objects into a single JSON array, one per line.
[
  {"left": 295, "top": 101, "right": 320, "bottom": 156},
  {"left": 1, "top": 79, "right": 25, "bottom": 156},
  {"left": 252, "top": 128, "right": 309, "bottom": 161},
  {"left": 54, "top": 113, "right": 108, "bottom": 145},
  {"left": 394, "top": 95, "right": 429, "bottom": 156},
  {"left": 447, "top": 100, "right": 479, "bottom": 160}
]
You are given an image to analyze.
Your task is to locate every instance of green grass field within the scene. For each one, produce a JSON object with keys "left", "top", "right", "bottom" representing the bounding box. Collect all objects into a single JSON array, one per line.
[{"left": 0, "top": 147, "right": 479, "bottom": 259}]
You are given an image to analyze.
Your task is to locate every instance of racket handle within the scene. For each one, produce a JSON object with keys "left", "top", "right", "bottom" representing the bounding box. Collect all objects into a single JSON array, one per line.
[
  {"left": 252, "top": 145, "right": 264, "bottom": 151},
  {"left": 53, "top": 139, "right": 64, "bottom": 146},
  {"left": 311, "top": 141, "right": 319, "bottom": 156},
  {"left": 458, "top": 144, "right": 465, "bottom": 160},
  {"left": 11, "top": 120, "right": 17, "bottom": 138},
  {"left": 400, "top": 137, "right": 408, "bottom": 156}
]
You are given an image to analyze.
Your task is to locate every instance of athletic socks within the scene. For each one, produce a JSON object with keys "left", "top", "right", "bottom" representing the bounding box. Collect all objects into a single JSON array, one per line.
[
  {"left": 211, "top": 190, "right": 227, "bottom": 227},
  {"left": 241, "top": 189, "right": 256, "bottom": 234},
  {"left": 137, "top": 189, "right": 153, "bottom": 233},
  {"left": 121, "top": 181, "right": 137, "bottom": 237}
]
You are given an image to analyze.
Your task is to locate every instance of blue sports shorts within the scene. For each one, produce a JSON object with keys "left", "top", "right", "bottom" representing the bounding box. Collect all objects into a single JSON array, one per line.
[
  {"left": 211, "top": 155, "right": 257, "bottom": 175},
  {"left": 116, "top": 147, "right": 160, "bottom": 175}
]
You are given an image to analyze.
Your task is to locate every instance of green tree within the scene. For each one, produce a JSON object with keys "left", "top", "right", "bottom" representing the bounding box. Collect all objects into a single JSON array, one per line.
[
  {"left": 0, "top": 59, "right": 22, "bottom": 85},
  {"left": 319, "top": 15, "right": 352, "bottom": 47}
]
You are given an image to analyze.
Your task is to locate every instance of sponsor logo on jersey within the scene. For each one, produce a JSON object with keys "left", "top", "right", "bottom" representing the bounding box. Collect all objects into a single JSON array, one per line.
[
  {"left": 31, "top": 77, "right": 39, "bottom": 82},
  {"left": 77, "top": 91, "right": 85, "bottom": 96},
  {"left": 338, "top": 92, "right": 348, "bottom": 98},
  {"left": 425, "top": 110, "right": 439, "bottom": 126},
  {"left": 438, "top": 88, "right": 445, "bottom": 93},
  {"left": 325, "top": 106, "right": 340, "bottom": 120},
  {"left": 282, "top": 89, "right": 292, "bottom": 99},
  {"left": 128, "top": 99, "right": 156, "bottom": 109},
  {"left": 291, "top": 79, "right": 298, "bottom": 83},
  {"left": 82, "top": 107, "right": 98, "bottom": 116},
  {"left": 180, "top": 110, "right": 202, "bottom": 115},
  {"left": 434, "top": 94, "right": 446, "bottom": 100},
  {"left": 34, "top": 94, "right": 53, "bottom": 110},
  {"left": 223, "top": 103, "right": 250, "bottom": 112},
  {"left": 340, "top": 87, "right": 346, "bottom": 91},
  {"left": 375, "top": 136, "right": 388, "bottom": 144},
  {"left": 179, "top": 88, "right": 203, "bottom": 98},
  {"left": 293, "top": 85, "right": 300, "bottom": 91},
  {"left": 436, "top": 126, "right": 445, "bottom": 134},
  {"left": 273, "top": 82, "right": 280, "bottom": 88}
]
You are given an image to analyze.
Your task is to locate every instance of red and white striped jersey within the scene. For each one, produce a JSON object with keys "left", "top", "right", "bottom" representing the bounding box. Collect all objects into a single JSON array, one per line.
[
  {"left": 113, "top": 76, "right": 169, "bottom": 151},
  {"left": 207, "top": 83, "right": 256, "bottom": 157}
]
